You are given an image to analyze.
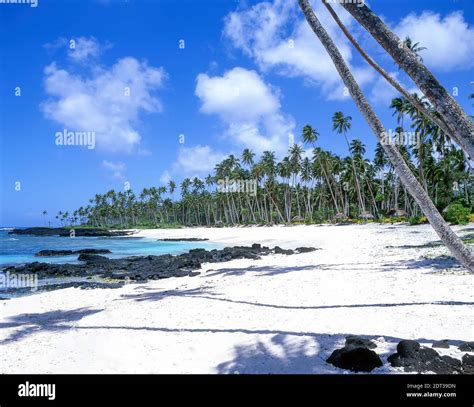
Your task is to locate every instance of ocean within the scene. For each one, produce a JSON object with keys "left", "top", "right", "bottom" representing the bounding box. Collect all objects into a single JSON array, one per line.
[
  {"left": 0, "top": 228, "right": 219, "bottom": 298},
  {"left": 0, "top": 228, "right": 217, "bottom": 267}
]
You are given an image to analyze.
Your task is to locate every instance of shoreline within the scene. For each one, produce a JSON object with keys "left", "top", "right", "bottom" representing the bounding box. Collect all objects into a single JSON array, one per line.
[{"left": 1, "top": 223, "right": 472, "bottom": 374}]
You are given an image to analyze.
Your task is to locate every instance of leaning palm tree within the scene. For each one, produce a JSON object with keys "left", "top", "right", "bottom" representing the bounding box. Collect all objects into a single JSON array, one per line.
[
  {"left": 298, "top": 0, "right": 473, "bottom": 271},
  {"left": 338, "top": 1, "right": 474, "bottom": 159},
  {"left": 322, "top": 1, "right": 454, "bottom": 144}
]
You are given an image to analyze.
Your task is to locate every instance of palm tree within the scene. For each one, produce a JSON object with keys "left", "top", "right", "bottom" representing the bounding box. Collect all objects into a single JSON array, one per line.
[
  {"left": 302, "top": 124, "right": 318, "bottom": 145},
  {"left": 339, "top": 2, "right": 474, "bottom": 159},
  {"left": 56, "top": 211, "right": 63, "bottom": 226},
  {"left": 332, "top": 112, "right": 365, "bottom": 214},
  {"left": 69, "top": 138, "right": 471, "bottom": 262},
  {"left": 322, "top": 1, "right": 454, "bottom": 142},
  {"left": 374, "top": 142, "right": 389, "bottom": 211},
  {"left": 242, "top": 148, "right": 255, "bottom": 169},
  {"left": 289, "top": 144, "right": 304, "bottom": 218},
  {"left": 302, "top": 125, "right": 340, "bottom": 213},
  {"left": 168, "top": 180, "right": 176, "bottom": 196},
  {"left": 298, "top": 0, "right": 473, "bottom": 271},
  {"left": 42, "top": 210, "right": 48, "bottom": 226}
]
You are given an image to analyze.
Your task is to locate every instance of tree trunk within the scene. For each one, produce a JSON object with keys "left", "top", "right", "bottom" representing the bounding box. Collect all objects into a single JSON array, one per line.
[
  {"left": 298, "top": 0, "right": 473, "bottom": 271},
  {"left": 322, "top": 1, "right": 455, "bottom": 145},
  {"left": 340, "top": 2, "right": 474, "bottom": 159}
]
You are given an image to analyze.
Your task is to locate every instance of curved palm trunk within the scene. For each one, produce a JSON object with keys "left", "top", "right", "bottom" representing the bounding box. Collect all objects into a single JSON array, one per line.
[
  {"left": 322, "top": 1, "right": 455, "bottom": 144},
  {"left": 344, "top": 134, "right": 366, "bottom": 214},
  {"left": 339, "top": 2, "right": 474, "bottom": 159},
  {"left": 298, "top": 0, "right": 473, "bottom": 271}
]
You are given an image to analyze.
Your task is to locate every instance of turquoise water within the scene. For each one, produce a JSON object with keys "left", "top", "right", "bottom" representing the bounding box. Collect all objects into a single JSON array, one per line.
[{"left": 0, "top": 228, "right": 218, "bottom": 266}]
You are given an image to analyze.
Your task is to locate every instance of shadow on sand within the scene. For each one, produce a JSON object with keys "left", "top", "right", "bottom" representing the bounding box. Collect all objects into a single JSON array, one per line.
[
  {"left": 0, "top": 303, "right": 469, "bottom": 373},
  {"left": 119, "top": 286, "right": 474, "bottom": 311},
  {"left": 0, "top": 308, "right": 103, "bottom": 344}
]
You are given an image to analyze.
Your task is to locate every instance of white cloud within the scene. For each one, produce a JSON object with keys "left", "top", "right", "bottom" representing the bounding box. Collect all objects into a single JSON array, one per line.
[
  {"left": 44, "top": 36, "right": 109, "bottom": 63},
  {"left": 102, "top": 160, "right": 126, "bottom": 180},
  {"left": 369, "top": 70, "right": 403, "bottom": 105},
  {"left": 393, "top": 11, "right": 474, "bottom": 72},
  {"left": 223, "top": 0, "right": 374, "bottom": 99},
  {"left": 195, "top": 67, "right": 294, "bottom": 155},
  {"left": 159, "top": 170, "right": 171, "bottom": 184},
  {"left": 69, "top": 37, "right": 104, "bottom": 62},
  {"left": 171, "top": 145, "right": 226, "bottom": 177},
  {"left": 41, "top": 56, "right": 166, "bottom": 153}
]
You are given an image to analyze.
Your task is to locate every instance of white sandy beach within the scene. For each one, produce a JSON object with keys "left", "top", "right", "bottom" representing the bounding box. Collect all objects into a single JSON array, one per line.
[{"left": 1, "top": 223, "right": 473, "bottom": 374}]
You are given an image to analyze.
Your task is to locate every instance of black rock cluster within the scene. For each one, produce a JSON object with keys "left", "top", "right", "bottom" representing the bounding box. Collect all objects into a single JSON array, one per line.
[
  {"left": 3, "top": 244, "right": 318, "bottom": 284},
  {"left": 327, "top": 337, "right": 473, "bottom": 374},
  {"left": 327, "top": 336, "right": 382, "bottom": 372}
]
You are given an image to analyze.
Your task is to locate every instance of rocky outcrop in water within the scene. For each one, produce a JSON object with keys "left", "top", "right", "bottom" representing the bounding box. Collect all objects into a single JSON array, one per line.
[
  {"left": 3, "top": 244, "right": 318, "bottom": 283},
  {"left": 9, "top": 227, "right": 132, "bottom": 237},
  {"left": 35, "top": 249, "right": 112, "bottom": 257}
]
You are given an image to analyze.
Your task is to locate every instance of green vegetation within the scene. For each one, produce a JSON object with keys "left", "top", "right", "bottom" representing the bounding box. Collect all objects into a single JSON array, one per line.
[
  {"left": 54, "top": 100, "right": 472, "bottom": 229},
  {"left": 445, "top": 203, "right": 471, "bottom": 225}
]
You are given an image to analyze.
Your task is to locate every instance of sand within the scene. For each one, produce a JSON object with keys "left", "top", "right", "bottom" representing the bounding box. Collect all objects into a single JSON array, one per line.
[{"left": 1, "top": 223, "right": 472, "bottom": 373}]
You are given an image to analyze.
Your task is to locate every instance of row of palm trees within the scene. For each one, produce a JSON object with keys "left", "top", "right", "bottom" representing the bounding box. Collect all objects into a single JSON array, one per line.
[
  {"left": 59, "top": 104, "right": 472, "bottom": 229},
  {"left": 51, "top": 1, "right": 474, "bottom": 270},
  {"left": 298, "top": 0, "right": 473, "bottom": 271}
]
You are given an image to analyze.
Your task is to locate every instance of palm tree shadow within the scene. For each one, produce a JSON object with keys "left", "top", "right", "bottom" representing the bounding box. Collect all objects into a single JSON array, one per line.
[
  {"left": 120, "top": 286, "right": 474, "bottom": 310},
  {"left": 217, "top": 333, "right": 339, "bottom": 374},
  {"left": 205, "top": 264, "right": 317, "bottom": 277},
  {"left": 388, "top": 255, "right": 462, "bottom": 271},
  {"left": 0, "top": 308, "right": 103, "bottom": 344},
  {"left": 216, "top": 332, "right": 467, "bottom": 374},
  {"left": 205, "top": 256, "right": 465, "bottom": 277}
]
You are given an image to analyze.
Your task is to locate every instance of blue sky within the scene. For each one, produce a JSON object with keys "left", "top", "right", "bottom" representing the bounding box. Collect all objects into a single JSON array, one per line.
[{"left": 0, "top": 0, "right": 473, "bottom": 226}]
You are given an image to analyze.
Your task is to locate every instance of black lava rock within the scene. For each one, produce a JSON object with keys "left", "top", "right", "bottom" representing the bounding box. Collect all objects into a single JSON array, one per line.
[
  {"left": 274, "top": 246, "right": 294, "bottom": 255},
  {"left": 36, "top": 249, "right": 111, "bottom": 257},
  {"left": 345, "top": 335, "right": 377, "bottom": 350},
  {"left": 462, "top": 354, "right": 474, "bottom": 374},
  {"left": 4, "top": 244, "right": 317, "bottom": 294},
  {"left": 388, "top": 340, "right": 462, "bottom": 374},
  {"left": 36, "top": 250, "right": 74, "bottom": 257},
  {"left": 75, "top": 249, "right": 112, "bottom": 255},
  {"left": 396, "top": 340, "right": 421, "bottom": 357},
  {"left": 327, "top": 347, "right": 383, "bottom": 372},
  {"left": 295, "top": 247, "right": 318, "bottom": 253},
  {"left": 77, "top": 254, "right": 110, "bottom": 263},
  {"left": 432, "top": 340, "right": 450, "bottom": 349},
  {"left": 458, "top": 342, "right": 474, "bottom": 352}
]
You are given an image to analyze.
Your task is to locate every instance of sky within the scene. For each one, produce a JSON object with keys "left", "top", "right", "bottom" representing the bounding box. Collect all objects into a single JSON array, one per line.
[{"left": 0, "top": 0, "right": 473, "bottom": 226}]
